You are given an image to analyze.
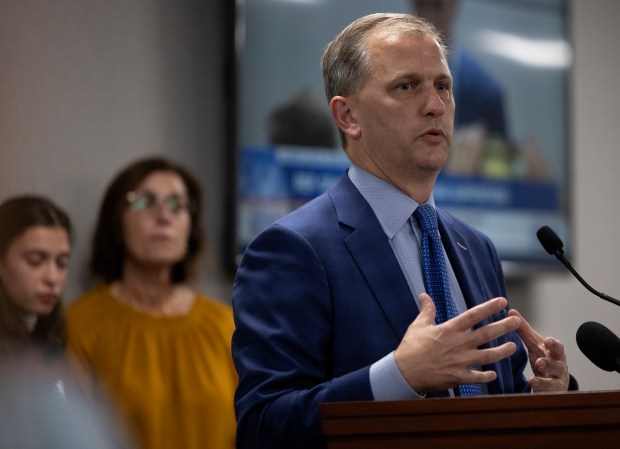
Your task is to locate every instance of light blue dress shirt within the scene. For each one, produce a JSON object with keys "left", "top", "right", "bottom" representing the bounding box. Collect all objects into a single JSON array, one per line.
[{"left": 348, "top": 164, "right": 479, "bottom": 400}]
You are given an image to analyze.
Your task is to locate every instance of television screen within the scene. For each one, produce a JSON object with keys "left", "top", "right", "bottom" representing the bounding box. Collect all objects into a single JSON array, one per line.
[{"left": 233, "top": 0, "right": 572, "bottom": 275}]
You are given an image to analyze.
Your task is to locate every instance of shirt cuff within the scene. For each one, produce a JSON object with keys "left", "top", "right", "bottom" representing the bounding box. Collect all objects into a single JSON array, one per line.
[{"left": 369, "top": 351, "right": 426, "bottom": 401}]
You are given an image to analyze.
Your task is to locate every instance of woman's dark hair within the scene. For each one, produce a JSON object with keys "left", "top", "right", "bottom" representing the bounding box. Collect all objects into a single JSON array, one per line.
[
  {"left": 0, "top": 196, "right": 72, "bottom": 351},
  {"left": 90, "top": 156, "right": 204, "bottom": 284}
]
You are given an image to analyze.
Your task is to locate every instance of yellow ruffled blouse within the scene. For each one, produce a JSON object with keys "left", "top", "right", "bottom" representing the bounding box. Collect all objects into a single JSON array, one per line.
[{"left": 66, "top": 285, "right": 237, "bottom": 449}]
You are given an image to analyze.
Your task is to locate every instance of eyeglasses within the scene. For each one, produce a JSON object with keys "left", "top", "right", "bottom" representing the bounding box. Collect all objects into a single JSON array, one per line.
[{"left": 126, "top": 191, "right": 192, "bottom": 216}]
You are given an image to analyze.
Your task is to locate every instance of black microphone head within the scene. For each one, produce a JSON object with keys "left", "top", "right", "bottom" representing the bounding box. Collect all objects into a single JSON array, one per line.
[
  {"left": 536, "top": 225, "right": 564, "bottom": 255},
  {"left": 576, "top": 321, "right": 620, "bottom": 372}
]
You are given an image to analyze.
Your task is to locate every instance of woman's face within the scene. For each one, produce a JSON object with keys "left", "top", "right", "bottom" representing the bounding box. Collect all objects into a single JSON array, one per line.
[
  {"left": 121, "top": 170, "right": 192, "bottom": 270},
  {"left": 0, "top": 226, "right": 71, "bottom": 316}
]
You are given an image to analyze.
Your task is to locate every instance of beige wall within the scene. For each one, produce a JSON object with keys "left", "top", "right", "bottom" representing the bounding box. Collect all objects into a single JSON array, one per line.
[
  {"left": 1, "top": 0, "right": 619, "bottom": 391},
  {"left": 524, "top": 0, "right": 620, "bottom": 391},
  {"left": 0, "top": 0, "right": 231, "bottom": 300}
]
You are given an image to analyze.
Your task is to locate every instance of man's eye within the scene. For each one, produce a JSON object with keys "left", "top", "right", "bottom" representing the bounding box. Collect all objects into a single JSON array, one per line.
[
  {"left": 437, "top": 83, "right": 450, "bottom": 92},
  {"left": 399, "top": 83, "right": 412, "bottom": 91}
]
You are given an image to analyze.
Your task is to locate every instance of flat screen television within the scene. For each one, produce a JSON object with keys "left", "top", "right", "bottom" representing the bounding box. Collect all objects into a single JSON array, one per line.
[{"left": 229, "top": 0, "right": 572, "bottom": 277}]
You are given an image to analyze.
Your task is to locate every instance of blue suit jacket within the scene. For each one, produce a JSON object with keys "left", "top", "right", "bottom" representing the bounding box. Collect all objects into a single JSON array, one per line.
[{"left": 232, "top": 173, "right": 529, "bottom": 449}]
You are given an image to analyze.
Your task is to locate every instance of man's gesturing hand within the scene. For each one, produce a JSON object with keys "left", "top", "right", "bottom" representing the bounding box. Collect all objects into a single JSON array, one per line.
[
  {"left": 394, "top": 294, "right": 521, "bottom": 394},
  {"left": 507, "top": 308, "right": 570, "bottom": 392}
]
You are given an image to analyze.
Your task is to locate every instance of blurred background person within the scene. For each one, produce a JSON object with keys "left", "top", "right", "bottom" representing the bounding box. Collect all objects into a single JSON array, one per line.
[
  {"left": 0, "top": 359, "right": 133, "bottom": 449},
  {"left": 66, "top": 157, "right": 236, "bottom": 449},
  {"left": 411, "top": 0, "right": 507, "bottom": 137},
  {"left": 410, "top": 0, "right": 552, "bottom": 180},
  {"left": 268, "top": 88, "right": 337, "bottom": 148},
  {"left": 0, "top": 195, "right": 133, "bottom": 448},
  {"left": 0, "top": 195, "right": 71, "bottom": 352}
]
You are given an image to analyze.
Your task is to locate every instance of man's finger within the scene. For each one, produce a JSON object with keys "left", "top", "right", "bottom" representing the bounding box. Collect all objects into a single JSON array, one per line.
[
  {"left": 469, "top": 342, "right": 518, "bottom": 367},
  {"left": 507, "top": 308, "right": 547, "bottom": 356},
  {"left": 451, "top": 297, "right": 508, "bottom": 330},
  {"left": 507, "top": 308, "right": 540, "bottom": 340},
  {"left": 463, "top": 369, "right": 498, "bottom": 385},
  {"left": 415, "top": 293, "right": 437, "bottom": 326},
  {"left": 467, "top": 316, "right": 521, "bottom": 348},
  {"left": 544, "top": 337, "right": 567, "bottom": 362},
  {"left": 529, "top": 377, "right": 567, "bottom": 393}
]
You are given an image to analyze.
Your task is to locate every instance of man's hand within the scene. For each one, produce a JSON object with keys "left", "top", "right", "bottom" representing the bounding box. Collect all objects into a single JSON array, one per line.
[
  {"left": 394, "top": 294, "right": 521, "bottom": 393},
  {"left": 507, "top": 309, "right": 570, "bottom": 392}
]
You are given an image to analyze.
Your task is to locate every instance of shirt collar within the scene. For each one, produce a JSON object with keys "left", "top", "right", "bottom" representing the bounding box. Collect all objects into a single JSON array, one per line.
[{"left": 348, "top": 164, "right": 436, "bottom": 239}]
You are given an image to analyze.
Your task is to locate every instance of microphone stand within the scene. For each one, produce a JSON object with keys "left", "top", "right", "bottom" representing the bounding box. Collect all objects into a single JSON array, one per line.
[{"left": 553, "top": 250, "right": 620, "bottom": 308}]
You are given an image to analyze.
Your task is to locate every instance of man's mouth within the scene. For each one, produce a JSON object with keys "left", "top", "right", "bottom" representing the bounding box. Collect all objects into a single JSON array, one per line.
[{"left": 423, "top": 128, "right": 445, "bottom": 137}]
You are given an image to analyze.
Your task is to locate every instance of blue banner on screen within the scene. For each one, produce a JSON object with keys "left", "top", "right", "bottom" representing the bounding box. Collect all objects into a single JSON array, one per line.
[
  {"left": 434, "top": 176, "right": 558, "bottom": 210},
  {"left": 237, "top": 146, "right": 568, "bottom": 269}
]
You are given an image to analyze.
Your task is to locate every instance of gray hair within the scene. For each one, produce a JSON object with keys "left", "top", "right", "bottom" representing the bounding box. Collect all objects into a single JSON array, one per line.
[{"left": 321, "top": 13, "right": 447, "bottom": 148}]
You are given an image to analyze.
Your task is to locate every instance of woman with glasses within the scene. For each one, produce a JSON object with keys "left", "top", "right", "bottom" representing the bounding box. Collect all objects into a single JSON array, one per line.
[{"left": 66, "top": 157, "right": 236, "bottom": 449}]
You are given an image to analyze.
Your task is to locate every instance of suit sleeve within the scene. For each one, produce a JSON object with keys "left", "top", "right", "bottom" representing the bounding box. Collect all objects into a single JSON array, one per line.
[{"left": 232, "top": 224, "right": 374, "bottom": 449}]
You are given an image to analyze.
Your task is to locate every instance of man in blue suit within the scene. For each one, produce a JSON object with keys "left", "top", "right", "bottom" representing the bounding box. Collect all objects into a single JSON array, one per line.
[{"left": 232, "top": 13, "right": 572, "bottom": 449}]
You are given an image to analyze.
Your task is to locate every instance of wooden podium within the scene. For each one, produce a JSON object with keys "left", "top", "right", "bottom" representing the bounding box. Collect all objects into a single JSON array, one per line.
[{"left": 320, "top": 390, "right": 620, "bottom": 449}]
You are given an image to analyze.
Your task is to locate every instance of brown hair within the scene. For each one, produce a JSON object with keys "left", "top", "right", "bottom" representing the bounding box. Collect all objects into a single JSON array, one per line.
[
  {"left": 321, "top": 13, "right": 446, "bottom": 148},
  {"left": 0, "top": 196, "right": 72, "bottom": 351},
  {"left": 90, "top": 156, "right": 204, "bottom": 284}
]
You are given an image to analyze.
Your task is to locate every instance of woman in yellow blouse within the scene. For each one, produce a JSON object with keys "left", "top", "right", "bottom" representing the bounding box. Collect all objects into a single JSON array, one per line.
[{"left": 66, "top": 157, "right": 237, "bottom": 449}]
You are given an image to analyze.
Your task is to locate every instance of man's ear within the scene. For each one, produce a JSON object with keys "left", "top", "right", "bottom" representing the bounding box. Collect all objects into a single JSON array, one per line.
[{"left": 329, "top": 96, "right": 361, "bottom": 139}]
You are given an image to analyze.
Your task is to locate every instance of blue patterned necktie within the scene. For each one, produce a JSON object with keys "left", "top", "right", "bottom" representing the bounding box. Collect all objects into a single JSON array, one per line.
[{"left": 414, "top": 204, "right": 482, "bottom": 397}]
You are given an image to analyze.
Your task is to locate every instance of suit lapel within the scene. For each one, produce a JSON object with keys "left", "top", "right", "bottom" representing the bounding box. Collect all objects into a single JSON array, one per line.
[
  {"left": 437, "top": 209, "right": 506, "bottom": 392},
  {"left": 437, "top": 210, "right": 488, "bottom": 312},
  {"left": 329, "top": 175, "right": 419, "bottom": 340}
]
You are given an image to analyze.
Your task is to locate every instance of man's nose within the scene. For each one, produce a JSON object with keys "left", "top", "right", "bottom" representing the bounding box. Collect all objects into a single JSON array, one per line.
[{"left": 421, "top": 88, "right": 446, "bottom": 117}]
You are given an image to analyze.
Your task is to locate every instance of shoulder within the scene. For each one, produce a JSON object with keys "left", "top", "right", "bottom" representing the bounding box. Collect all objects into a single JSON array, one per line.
[
  {"left": 65, "top": 285, "right": 119, "bottom": 341},
  {"left": 65, "top": 286, "right": 117, "bottom": 360},
  {"left": 243, "top": 195, "right": 339, "bottom": 263},
  {"left": 272, "top": 171, "right": 364, "bottom": 232},
  {"left": 66, "top": 285, "right": 110, "bottom": 319},
  {"left": 195, "top": 292, "right": 232, "bottom": 317},
  {"left": 193, "top": 292, "right": 234, "bottom": 332},
  {"left": 277, "top": 190, "right": 336, "bottom": 232},
  {"left": 257, "top": 173, "right": 365, "bottom": 247}
]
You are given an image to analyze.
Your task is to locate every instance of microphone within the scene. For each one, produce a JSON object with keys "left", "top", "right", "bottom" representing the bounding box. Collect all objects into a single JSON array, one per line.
[
  {"left": 576, "top": 321, "right": 620, "bottom": 373},
  {"left": 536, "top": 226, "right": 620, "bottom": 307}
]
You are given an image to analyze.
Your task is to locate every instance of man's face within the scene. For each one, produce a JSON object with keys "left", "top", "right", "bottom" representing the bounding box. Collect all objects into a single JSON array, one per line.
[{"left": 346, "top": 31, "right": 455, "bottom": 187}]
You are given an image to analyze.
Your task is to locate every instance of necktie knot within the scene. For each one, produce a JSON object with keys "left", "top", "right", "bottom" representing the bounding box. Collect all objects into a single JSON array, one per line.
[{"left": 414, "top": 204, "right": 438, "bottom": 233}]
